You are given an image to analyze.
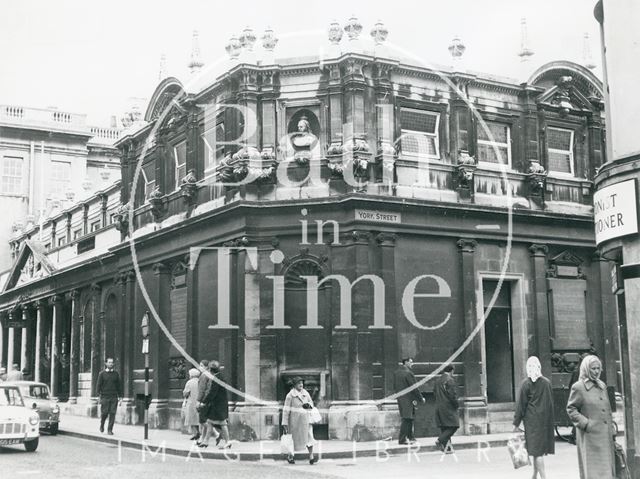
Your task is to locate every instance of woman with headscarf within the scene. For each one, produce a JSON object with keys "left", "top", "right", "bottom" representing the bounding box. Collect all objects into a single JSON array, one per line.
[
  {"left": 182, "top": 368, "right": 201, "bottom": 440},
  {"left": 281, "top": 377, "right": 317, "bottom": 465},
  {"left": 566, "top": 355, "right": 615, "bottom": 478},
  {"left": 513, "top": 356, "right": 555, "bottom": 479}
]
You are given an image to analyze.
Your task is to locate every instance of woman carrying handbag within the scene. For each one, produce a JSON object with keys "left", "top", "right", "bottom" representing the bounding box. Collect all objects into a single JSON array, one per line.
[{"left": 281, "top": 377, "right": 318, "bottom": 465}]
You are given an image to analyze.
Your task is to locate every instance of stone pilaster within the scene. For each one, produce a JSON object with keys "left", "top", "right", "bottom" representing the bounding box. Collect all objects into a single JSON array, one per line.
[
  {"left": 89, "top": 284, "right": 101, "bottom": 406},
  {"left": 49, "top": 294, "right": 63, "bottom": 399},
  {"left": 376, "top": 232, "right": 398, "bottom": 398},
  {"left": 20, "top": 304, "right": 29, "bottom": 372},
  {"left": 149, "top": 263, "right": 170, "bottom": 428},
  {"left": 35, "top": 301, "right": 46, "bottom": 383},
  {"left": 457, "top": 238, "right": 487, "bottom": 434},
  {"left": 529, "top": 244, "right": 552, "bottom": 379},
  {"left": 117, "top": 271, "right": 137, "bottom": 425},
  {"left": 68, "top": 290, "right": 80, "bottom": 403}
]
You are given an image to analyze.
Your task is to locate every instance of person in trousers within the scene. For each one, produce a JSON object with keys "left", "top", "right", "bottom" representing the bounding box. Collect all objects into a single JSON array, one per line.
[
  {"left": 282, "top": 377, "right": 318, "bottom": 465},
  {"left": 394, "top": 358, "right": 425, "bottom": 445},
  {"left": 96, "top": 357, "right": 122, "bottom": 435},
  {"left": 434, "top": 364, "right": 459, "bottom": 453},
  {"left": 513, "top": 356, "right": 555, "bottom": 479}
]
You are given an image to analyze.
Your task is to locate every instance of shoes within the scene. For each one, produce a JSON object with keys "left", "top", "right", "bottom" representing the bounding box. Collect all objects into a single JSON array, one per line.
[
  {"left": 198, "top": 443, "right": 208, "bottom": 448},
  {"left": 99, "top": 425, "right": 104, "bottom": 433},
  {"left": 398, "top": 441, "right": 409, "bottom": 445},
  {"left": 190, "top": 433, "right": 201, "bottom": 441},
  {"left": 309, "top": 456, "right": 318, "bottom": 465},
  {"left": 217, "top": 440, "right": 232, "bottom": 450},
  {"left": 435, "top": 440, "right": 445, "bottom": 451},
  {"left": 408, "top": 439, "right": 418, "bottom": 445},
  {"left": 215, "top": 435, "right": 222, "bottom": 446},
  {"left": 286, "top": 455, "right": 295, "bottom": 464},
  {"left": 107, "top": 431, "right": 114, "bottom": 436}
]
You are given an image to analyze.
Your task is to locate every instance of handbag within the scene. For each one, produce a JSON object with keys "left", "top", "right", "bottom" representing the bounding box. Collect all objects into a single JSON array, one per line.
[
  {"left": 280, "top": 433, "right": 294, "bottom": 455},
  {"left": 308, "top": 406, "right": 322, "bottom": 424},
  {"left": 507, "top": 434, "right": 531, "bottom": 469},
  {"left": 614, "top": 440, "right": 631, "bottom": 479}
]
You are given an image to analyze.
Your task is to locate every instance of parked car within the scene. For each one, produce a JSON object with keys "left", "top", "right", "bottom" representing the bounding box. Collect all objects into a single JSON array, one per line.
[
  {"left": 11, "top": 381, "right": 59, "bottom": 435},
  {"left": 0, "top": 383, "right": 40, "bottom": 451}
]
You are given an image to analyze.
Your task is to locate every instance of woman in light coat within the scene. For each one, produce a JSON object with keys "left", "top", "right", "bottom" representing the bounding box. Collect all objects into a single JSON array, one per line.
[
  {"left": 282, "top": 377, "right": 317, "bottom": 465},
  {"left": 182, "top": 368, "right": 201, "bottom": 440},
  {"left": 513, "top": 356, "right": 555, "bottom": 479},
  {"left": 566, "top": 355, "right": 615, "bottom": 479}
]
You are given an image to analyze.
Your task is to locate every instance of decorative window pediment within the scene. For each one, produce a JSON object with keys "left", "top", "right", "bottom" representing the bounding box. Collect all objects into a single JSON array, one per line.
[{"left": 547, "top": 250, "right": 585, "bottom": 279}]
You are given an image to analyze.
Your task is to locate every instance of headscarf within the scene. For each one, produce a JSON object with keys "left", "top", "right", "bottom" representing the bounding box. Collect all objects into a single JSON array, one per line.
[
  {"left": 188, "top": 368, "right": 200, "bottom": 379},
  {"left": 526, "top": 356, "right": 542, "bottom": 383},
  {"left": 579, "top": 355, "right": 605, "bottom": 389}
]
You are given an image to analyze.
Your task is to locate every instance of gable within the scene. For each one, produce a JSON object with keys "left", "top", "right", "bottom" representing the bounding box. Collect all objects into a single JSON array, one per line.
[{"left": 2, "top": 239, "right": 56, "bottom": 292}]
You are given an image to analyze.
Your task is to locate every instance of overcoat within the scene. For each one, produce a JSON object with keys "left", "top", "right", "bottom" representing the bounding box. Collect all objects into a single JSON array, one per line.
[
  {"left": 204, "top": 372, "right": 229, "bottom": 423},
  {"left": 513, "top": 377, "right": 555, "bottom": 457},
  {"left": 393, "top": 365, "right": 423, "bottom": 419},
  {"left": 182, "top": 377, "right": 200, "bottom": 427},
  {"left": 566, "top": 379, "right": 615, "bottom": 479},
  {"left": 282, "top": 388, "right": 315, "bottom": 452},
  {"left": 434, "top": 373, "right": 459, "bottom": 427}
]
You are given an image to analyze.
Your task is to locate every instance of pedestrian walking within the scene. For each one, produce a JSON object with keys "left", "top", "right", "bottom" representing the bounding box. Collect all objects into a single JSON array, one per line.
[
  {"left": 513, "top": 356, "right": 555, "bottom": 479},
  {"left": 195, "top": 359, "right": 214, "bottom": 445},
  {"left": 566, "top": 354, "right": 615, "bottom": 479},
  {"left": 182, "top": 368, "right": 201, "bottom": 440},
  {"left": 281, "top": 377, "right": 317, "bottom": 465},
  {"left": 96, "top": 357, "right": 122, "bottom": 435},
  {"left": 204, "top": 361, "right": 231, "bottom": 449},
  {"left": 434, "top": 364, "right": 459, "bottom": 453},
  {"left": 6, "top": 363, "right": 23, "bottom": 381},
  {"left": 394, "top": 357, "right": 425, "bottom": 445}
]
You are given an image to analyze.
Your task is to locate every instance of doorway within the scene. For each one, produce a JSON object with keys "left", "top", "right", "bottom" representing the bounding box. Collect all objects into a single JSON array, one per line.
[{"left": 483, "top": 280, "right": 515, "bottom": 403}]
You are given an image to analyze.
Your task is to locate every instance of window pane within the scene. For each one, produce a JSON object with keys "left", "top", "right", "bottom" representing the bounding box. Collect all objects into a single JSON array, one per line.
[
  {"left": 478, "top": 122, "right": 508, "bottom": 143},
  {"left": 2, "top": 156, "right": 23, "bottom": 194},
  {"left": 477, "top": 144, "right": 509, "bottom": 164},
  {"left": 548, "top": 128, "right": 572, "bottom": 150},
  {"left": 400, "top": 109, "right": 438, "bottom": 134},
  {"left": 401, "top": 134, "right": 437, "bottom": 156},
  {"left": 548, "top": 151, "right": 572, "bottom": 173},
  {"left": 174, "top": 141, "right": 187, "bottom": 166},
  {"left": 50, "top": 161, "right": 71, "bottom": 197}
]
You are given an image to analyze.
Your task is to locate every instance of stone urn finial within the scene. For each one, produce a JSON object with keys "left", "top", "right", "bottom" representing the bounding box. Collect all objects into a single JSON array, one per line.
[
  {"left": 262, "top": 26, "right": 278, "bottom": 52},
  {"left": 448, "top": 36, "right": 466, "bottom": 62},
  {"left": 225, "top": 35, "right": 242, "bottom": 60},
  {"left": 328, "top": 20, "right": 343, "bottom": 45},
  {"left": 370, "top": 20, "right": 388, "bottom": 45},
  {"left": 239, "top": 26, "right": 257, "bottom": 52},
  {"left": 344, "top": 15, "right": 363, "bottom": 42}
]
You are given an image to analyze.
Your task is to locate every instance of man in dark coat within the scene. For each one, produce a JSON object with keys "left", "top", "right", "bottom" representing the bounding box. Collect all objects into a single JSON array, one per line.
[
  {"left": 434, "top": 364, "right": 459, "bottom": 452},
  {"left": 393, "top": 358, "right": 425, "bottom": 445},
  {"left": 96, "top": 357, "right": 122, "bottom": 434}
]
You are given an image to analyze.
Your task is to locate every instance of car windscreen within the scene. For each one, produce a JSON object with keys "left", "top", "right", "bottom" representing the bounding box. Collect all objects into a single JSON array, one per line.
[
  {"left": 0, "top": 387, "right": 25, "bottom": 407},
  {"left": 25, "top": 385, "right": 49, "bottom": 399}
]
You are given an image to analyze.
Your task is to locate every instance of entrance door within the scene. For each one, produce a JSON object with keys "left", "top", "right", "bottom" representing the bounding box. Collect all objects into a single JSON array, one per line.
[{"left": 483, "top": 280, "right": 515, "bottom": 403}]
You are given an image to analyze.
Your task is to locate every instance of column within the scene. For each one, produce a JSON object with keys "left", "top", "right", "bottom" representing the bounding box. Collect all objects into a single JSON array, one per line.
[
  {"left": 7, "top": 313, "right": 15, "bottom": 371},
  {"left": 243, "top": 246, "right": 261, "bottom": 399},
  {"left": 457, "top": 238, "right": 487, "bottom": 434},
  {"left": 119, "top": 271, "right": 136, "bottom": 424},
  {"left": 89, "top": 284, "right": 101, "bottom": 403},
  {"left": 376, "top": 233, "right": 398, "bottom": 398},
  {"left": 49, "top": 295, "right": 63, "bottom": 399},
  {"left": 593, "top": 254, "right": 621, "bottom": 388},
  {"left": 0, "top": 315, "right": 5, "bottom": 369},
  {"left": 20, "top": 305, "right": 29, "bottom": 372},
  {"left": 35, "top": 301, "right": 46, "bottom": 383},
  {"left": 529, "top": 244, "right": 552, "bottom": 379},
  {"left": 68, "top": 290, "right": 80, "bottom": 403},
  {"left": 149, "top": 263, "right": 170, "bottom": 427}
]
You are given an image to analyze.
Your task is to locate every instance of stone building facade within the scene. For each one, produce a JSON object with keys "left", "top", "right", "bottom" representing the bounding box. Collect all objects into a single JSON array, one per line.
[{"left": 0, "top": 24, "right": 621, "bottom": 440}]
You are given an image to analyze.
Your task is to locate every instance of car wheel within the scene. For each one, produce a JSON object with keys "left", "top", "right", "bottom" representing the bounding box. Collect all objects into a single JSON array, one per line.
[
  {"left": 49, "top": 423, "right": 59, "bottom": 435},
  {"left": 24, "top": 438, "right": 39, "bottom": 452}
]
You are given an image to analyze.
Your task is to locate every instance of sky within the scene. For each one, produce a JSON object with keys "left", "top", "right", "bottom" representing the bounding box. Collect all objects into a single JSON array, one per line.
[{"left": 0, "top": 0, "right": 602, "bottom": 127}]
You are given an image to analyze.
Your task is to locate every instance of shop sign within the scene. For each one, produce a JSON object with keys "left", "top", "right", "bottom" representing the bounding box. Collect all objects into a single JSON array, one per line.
[
  {"left": 355, "top": 209, "right": 401, "bottom": 224},
  {"left": 594, "top": 179, "right": 638, "bottom": 245}
]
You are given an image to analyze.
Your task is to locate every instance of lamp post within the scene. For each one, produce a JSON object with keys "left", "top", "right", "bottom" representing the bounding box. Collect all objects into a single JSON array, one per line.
[{"left": 141, "top": 311, "right": 150, "bottom": 441}]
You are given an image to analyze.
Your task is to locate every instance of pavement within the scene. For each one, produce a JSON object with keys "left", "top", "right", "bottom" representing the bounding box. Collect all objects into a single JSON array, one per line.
[{"left": 58, "top": 414, "right": 521, "bottom": 462}]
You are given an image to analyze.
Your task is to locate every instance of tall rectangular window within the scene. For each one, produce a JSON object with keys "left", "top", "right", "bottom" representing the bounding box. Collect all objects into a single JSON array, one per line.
[
  {"left": 174, "top": 141, "right": 187, "bottom": 189},
  {"left": 399, "top": 108, "right": 440, "bottom": 159},
  {"left": 141, "top": 162, "right": 156, "bottom": 200},
  {"left": 477, "top": 121, "right": 511, "bottom": 168},
  {"left": 1, "top": 156, "right": 24, "bottom": 194},
  {"left": 50, "top": 161, "right": 71, "bottom": 197},
  {"left": 204, "top": 119, "right": 225, "bottom": 172},
  {"left": 547, "top": 127, "right": 575, "bottom": 175}
]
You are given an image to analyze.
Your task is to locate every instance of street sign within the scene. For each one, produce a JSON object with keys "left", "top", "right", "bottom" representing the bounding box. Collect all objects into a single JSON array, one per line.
[{"left": 594, "top": 179, "right": 639, "bottom": 245}]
